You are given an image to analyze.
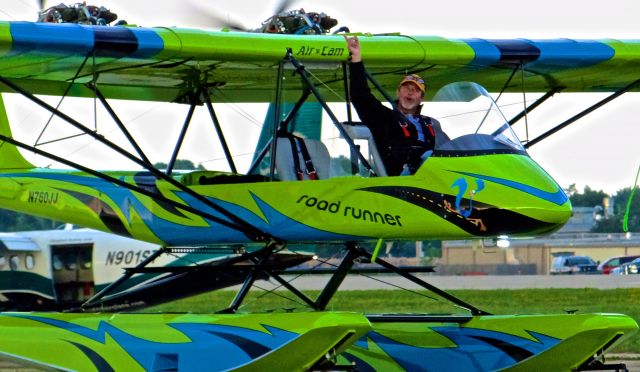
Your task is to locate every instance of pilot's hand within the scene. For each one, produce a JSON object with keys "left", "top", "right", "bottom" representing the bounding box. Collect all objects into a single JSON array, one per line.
[{"left": 343, "top": 35, "right": 361, "bottom": 63}]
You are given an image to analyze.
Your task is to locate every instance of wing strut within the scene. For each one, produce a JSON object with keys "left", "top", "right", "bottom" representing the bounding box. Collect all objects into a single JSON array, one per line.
[
  {"left": 494, "top": 65, "right": 520, "bottom": 103},
  {"left": 205, "top": 90, "right": 238, "bottom": 173},
  {"left": 342, "top": 61, "right": 354, "bottom": 123},
  {"left": 74, "top": 239, "right": 484, "bottom": 314},
  {"left": 508, "top": 87, "right": 564, "bottom": 127},
  {"left": 520, "top": 64, "right": 529, "bottom": 141},
  {"left": 343, "top": 61, "right": 362, "bottom": 174},
  {"left": 351, "top": 243, "right": 488, "bottom": 315},
  {"left": 210, "top": 241, "right": 488, "bottom": 315},
  {"left": 35, "top": 51, "right": 93, "bottom": 147},
  {"left": 165, "top": 89, "right": 238, "bottom": 175},
  {"left": 77, "top": 244, "right": 314, "bottom": 312},
  {"left": 277, "top": 88, "right": 313, "bottom": 134},
  {"left": 268, "top": 61, "right": 286, "bottom": 180},
  {"left": 218, "top": 242, "right": 280, "bottom": 313},
  {"left": 166, "top": 101, "right": 196, "bottom": 175},
  {"left": 89, "top": 84, "right": 152, "bottom": 165},
  {"left": 0, "top": 76, "right": 277, "bottom": 244},
  {"left": 525, "top": 78, "right": 640, "bottom": 148}
]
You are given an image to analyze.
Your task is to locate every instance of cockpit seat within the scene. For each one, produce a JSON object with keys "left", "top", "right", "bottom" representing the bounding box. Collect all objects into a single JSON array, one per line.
[{"left": 275, "top": 135, "right": 331, "bottom": 181}]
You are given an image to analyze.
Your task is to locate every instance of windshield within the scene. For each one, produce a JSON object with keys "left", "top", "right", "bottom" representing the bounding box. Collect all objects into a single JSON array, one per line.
[{"left": 424, "top": 82, "right": 525, "bottom": 152}]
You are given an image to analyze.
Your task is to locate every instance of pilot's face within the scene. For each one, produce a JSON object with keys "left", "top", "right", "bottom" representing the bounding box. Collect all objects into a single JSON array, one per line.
[{"left": 396, "top": 83, "right": 423, "bottom": 114}]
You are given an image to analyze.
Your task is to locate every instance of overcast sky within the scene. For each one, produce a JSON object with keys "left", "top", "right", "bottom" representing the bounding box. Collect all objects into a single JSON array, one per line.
[{"left": 3, "top": 0, "right": 640, "bottom": 195}]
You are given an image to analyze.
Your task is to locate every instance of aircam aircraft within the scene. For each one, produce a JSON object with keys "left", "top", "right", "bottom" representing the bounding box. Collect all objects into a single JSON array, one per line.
[{"left": 0, "top": 2, "right": 636, "bottom": 371}]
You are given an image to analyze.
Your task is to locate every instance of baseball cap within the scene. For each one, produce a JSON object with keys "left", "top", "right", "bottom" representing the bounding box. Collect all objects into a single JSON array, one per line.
[{"left": 399, "top": 74, "right": 425, "bottom": 93}]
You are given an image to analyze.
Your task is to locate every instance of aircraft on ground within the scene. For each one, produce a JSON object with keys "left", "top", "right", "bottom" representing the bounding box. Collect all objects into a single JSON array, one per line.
[
  {"left": 0, "top": 223, "right": 312, "bottom": 310},
  {"left": 0, "top": 3, "right": 636, "bottom": 371}
]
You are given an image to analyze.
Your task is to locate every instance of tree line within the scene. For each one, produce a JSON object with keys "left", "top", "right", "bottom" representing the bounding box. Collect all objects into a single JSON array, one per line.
[{"left": 566, "top": 184, "right": 640, "bottom": 233}]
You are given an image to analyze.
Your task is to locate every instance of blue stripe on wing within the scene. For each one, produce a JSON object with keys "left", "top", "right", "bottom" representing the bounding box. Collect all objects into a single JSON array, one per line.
[
  {"left": 463, "top": 38, "right": 614, "bottom": 70},
  {"left": 9, "top": 22, "right": 163, "bottom": 59}
]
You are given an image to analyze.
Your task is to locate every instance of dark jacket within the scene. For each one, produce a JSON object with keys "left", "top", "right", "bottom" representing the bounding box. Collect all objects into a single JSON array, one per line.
[{"left": 348, "top": 61, "right": 447, "bottom": 175}]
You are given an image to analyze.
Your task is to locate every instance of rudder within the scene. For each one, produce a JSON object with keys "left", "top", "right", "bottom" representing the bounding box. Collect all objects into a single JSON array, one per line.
[{"left": 0, "top": 94, "right": 34, "bottom": 169}]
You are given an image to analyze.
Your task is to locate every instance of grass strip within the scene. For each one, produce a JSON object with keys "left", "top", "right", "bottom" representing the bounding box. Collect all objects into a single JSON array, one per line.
[{"left": 147, "top": 288, "right": 640, "bottom": 353}]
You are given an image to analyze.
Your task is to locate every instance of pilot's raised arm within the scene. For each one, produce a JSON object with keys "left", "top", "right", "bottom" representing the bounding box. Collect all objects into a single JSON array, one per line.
[{"left": 344, "top": 35, "right": 448, "bottom": 175}]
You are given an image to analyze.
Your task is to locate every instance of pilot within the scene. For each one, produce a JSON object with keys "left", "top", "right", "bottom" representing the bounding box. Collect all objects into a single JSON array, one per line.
[{"left": 344, "top": 35, "right": 449, "bottom": 175}]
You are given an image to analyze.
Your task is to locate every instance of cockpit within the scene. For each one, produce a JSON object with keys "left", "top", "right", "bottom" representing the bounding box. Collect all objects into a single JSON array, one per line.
[
  {"left": 324, "top": 81, "right": 527, "bottom": 178},
  {"left": 205, "top": 81, "right": 528, "bottom": 183}
]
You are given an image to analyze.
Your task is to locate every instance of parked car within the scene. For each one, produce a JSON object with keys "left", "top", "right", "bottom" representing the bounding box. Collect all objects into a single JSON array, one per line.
[
  {"left": 598, "top": 255, "right": 640, "bottom": 274},
  {"left": 550, "top": 255, "right": 598, "bottom": 275},
  {"left": 611, "top": 257, "right": 640, "bottom": 275}
]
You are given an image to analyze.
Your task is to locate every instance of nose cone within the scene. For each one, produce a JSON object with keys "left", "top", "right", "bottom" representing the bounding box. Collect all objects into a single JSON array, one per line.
[
  {"left": 425, "top": 153, "right": 572, "bottom": 238},
  {"left": 501, "top": 156, "right": 573, "bottom": 234},
  {"left": 479, "top": 155, "right": 572, "bottom": 236}
]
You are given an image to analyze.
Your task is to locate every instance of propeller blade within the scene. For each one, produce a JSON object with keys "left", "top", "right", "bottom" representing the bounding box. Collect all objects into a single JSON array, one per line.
[
  {"left": 181, "top": 3, "right": 250, "bottom": 31},
  {"left": 273, "top": 0, "right": 297, "bottom": 15},
  {"left": 38, "top": 0, "right": 46, "bottom": 11}
]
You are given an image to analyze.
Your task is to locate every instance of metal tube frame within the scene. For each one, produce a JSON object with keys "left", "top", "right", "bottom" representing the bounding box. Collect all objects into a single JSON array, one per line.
[
  {"left": 246, "top": 88, "right": 312, "bottom": 176},
  {"left": 526, "top": 78, "right": 640, "bottom": 148},
  {"left": 285, "top": 49, "right": 377, "bottom": 175},
  {"left": 268, "top": 61, "right": 285, "bottom": 180},
  {"left": 89, "top": 84, "right": 152, "bottom": 166},
  {"left": 508, "top": 87, "right": 564, "bottom": 126},
  {"left": 205, "top": 91, "right": 237, "bottom": 173},
  {"left": 167, "top": 102, "right": 196, "bottom": 175},
  {"left": 0, "top": 75, "right": 274, "bottom": 243}
]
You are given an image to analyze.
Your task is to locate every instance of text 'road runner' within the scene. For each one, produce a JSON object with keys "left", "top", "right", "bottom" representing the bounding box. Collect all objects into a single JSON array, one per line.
[{"left": 296, "top": 195, "right": 402, "bottom": 226}]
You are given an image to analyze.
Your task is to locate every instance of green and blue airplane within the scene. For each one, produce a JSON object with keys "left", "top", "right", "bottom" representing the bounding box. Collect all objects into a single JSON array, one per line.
[{"left": 0, "top": 5, "right": 636, "bottom": 371}]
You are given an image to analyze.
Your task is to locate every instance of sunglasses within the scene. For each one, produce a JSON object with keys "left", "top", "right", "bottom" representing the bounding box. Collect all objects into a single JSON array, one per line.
[{"left": 404, "top": 75, "right": 425, "bottom": 84}]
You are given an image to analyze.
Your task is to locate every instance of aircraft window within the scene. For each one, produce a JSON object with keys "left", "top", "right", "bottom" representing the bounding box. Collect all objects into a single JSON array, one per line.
[
  {"left": 9, "top": 255, "right": 19, "bottom": 271},
  {"left": 25, "top": 254, "right": 35, "bottom": 270},
  {"left": 0, "top": 255, "right": 5, "bottom": 269},
  {"left": 53, "top": 254, "right": 63, "bottom": 271},
  {"left": 55, "top": 223, "right": 76, "bottom": 230},
  {"left": 80, "top": 250, "right": 92, "bottom": 270},
  {"left": 65, "top": 256, "right": 77, "bottom": 271}
]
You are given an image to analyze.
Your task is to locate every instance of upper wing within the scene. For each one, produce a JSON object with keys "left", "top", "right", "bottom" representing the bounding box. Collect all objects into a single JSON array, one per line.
[{"left": 1, "top": 21, "right": 639, "bottom": 103}]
